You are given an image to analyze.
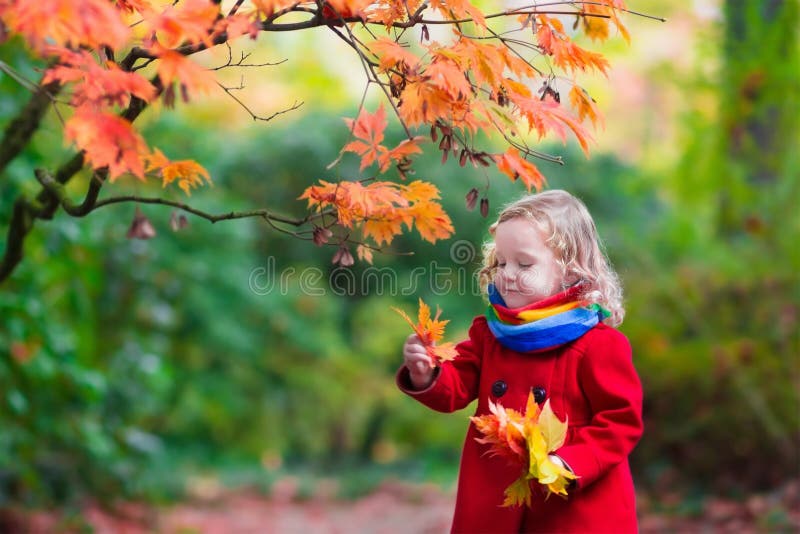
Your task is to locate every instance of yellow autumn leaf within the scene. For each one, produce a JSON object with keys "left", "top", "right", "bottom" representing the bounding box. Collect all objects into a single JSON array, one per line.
[
  {"left": 502, "top": 475, "right": 532, "bottom": 508},
  {"left": 544, "top": 465, "right": 577, "bottom": 497},
  {"left": 539, "top": 399, "right": 568, "bottom": 452},
  {"left": 536, "top": 455, "right": 562, "bottom": 485},
  {"left": 582, "top": 5, "right": 611, "bottom": 42},
  {"left": 526, "top": 424, "right": 549, "bottom": 480},
  {"left": 161, "top": 159, "right": 211, "bottom": 195}
]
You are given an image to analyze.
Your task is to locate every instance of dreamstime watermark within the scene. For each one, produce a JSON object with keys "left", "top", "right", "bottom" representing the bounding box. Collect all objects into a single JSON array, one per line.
[{"left": 248, "top": 240, "right": 487, "bottom": 297}]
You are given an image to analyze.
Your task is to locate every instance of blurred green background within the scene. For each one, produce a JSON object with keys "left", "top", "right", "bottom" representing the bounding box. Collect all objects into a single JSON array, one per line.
[{"left": 0, "top": 0, "right": 797, "bottom": 528}]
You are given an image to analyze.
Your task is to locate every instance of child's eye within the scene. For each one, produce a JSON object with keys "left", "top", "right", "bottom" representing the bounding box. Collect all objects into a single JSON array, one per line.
[{"left": 519, "top": 264, "right": 531, "bottom": 269}]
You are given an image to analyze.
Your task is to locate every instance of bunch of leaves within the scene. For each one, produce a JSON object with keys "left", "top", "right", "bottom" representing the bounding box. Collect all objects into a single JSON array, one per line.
[
  {"left": 392, "top": 298, "right": 459, "bottom": 365},
  {"left": 471, "top": 392, "right": 578, "bottom": 507},
  {"left": 300, "top": 177, "right": 453, "bottom": 263}
]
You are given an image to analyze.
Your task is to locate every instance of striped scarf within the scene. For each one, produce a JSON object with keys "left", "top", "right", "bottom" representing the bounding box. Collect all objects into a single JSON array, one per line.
[{"left": 486, "top": 283, "right": 609, "bottom": 353}]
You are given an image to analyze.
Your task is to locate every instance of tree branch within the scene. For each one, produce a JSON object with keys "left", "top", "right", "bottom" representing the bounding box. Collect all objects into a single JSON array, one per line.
[
  {"left": 0, "top": 81, "right": 62, "bottom": 177},
  {"left": 217, "top": 81, "right": 304, "bottom": 121},
  {"left": 0, "top": 196, "right": 41, "bottom": 282},
  {"left": 33, "top": 167, "right": 330, "bottom": 229}
]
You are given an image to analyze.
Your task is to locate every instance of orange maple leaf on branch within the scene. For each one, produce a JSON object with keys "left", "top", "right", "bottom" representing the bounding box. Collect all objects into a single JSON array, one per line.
[
  {"left": 392, "top": 299, "right": 459, "bottom": 365},
  {"left": 64, "top": 106, "right": 149, "bottom": 181},
  {"left": 341, "top": 104, "right": 425, "bottom": 172}
]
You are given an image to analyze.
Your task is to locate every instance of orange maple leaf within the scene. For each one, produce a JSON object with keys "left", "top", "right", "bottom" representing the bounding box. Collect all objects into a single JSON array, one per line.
[
  {"left": 250, "top": 0, "right": 302, "bottom": 19},
  {"left": 451, "top": 39, "right": 505, "bottom": 91},
  {"left": 342, "top": 105, "right": 389, "bottom": 171},
  {"left": 320, "top": 0, "right": 373, "bottom": 21},
  {"left": 409, "top": 200, "right": 455, "bottom": 244},
  {"left": 64, "top": 106, "right": 148, "bottom": 181},
  {"left": 214, "top": 12, "right": 261, "bottom": 41},
  {"left": 368, "top": 37, "right": 421, "bottom": 72},
  {"left": 356, "top": 244, "right": 374, "bottom": 264},
  {"left": 536, "top": 15, "right": 610, "bottom": 75},
  {"left": 6, "top": 0, "right": 130, "bottom": 51},
  {"left": 429, "top": 0, "right": 486, "bottom": 29},
  {"left": 42, "top": 48, "right": 156, "bottom": 108},
  {"left": 494, "top": 148, "right": 546, "bottom": 192},
  {"left": 581, "top": 5, "right": 611, "bottom": 42},
  {"left": 163, "top": 161, "right": 212, "bottom": 195},
  {"left": 145, "top": 0, "right": 219, "bottom": 48},
  {"left": 366, "top": 0, "right": 424, "bottom": 27},
  {"left": 403, "top": 180, "right": 440, "bottom": 203},
  {"left": 154, "top": 47, "right": 217, "bottom": 103},
  {"left": 115, "top": 0, "right": 157, "bottom": 15},
  {"left": 378, "top": 137, "right": 425, "bottom": 172},
  {"left": 589, "top": 0, "right": 631, "bottom": 43},
  {"left": 146, "top": 149, "right": 212, "bottom": 195},
  {"left": 504, "top": 84, "right": 594, "bottom": 156},
  {"left": 392, "top": 298, "right": 459, "bottom": 365},
  {"left": 398, "top": 79, "right": 454, "bottom": 127},
  {"left": 363, "top": 215, "right": 406, "bottom": 246},
  {"left": 569, "top": 85, "right": 604, "bottom": 129},
  {"left": 424, "top": 59, "right": 473, "bottom": 101}
]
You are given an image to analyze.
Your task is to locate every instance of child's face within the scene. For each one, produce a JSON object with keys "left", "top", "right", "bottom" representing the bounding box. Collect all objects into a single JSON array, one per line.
[{"left": 493, "top": 217, "right": 563, "bottom": 308}]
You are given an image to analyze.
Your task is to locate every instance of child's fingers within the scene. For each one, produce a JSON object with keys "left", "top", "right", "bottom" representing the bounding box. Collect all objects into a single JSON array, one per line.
[
  {"left": 404, "top": 343, "right": 427, "bottom": 357},
  {"left": 404, "top": 351, "right": 434, "bottom": 370},
  {"left": 405, "top": 333, "right": 424, "bottom": 347},
  {"left": 403, "top": 336, "right": 427, "bottom": 357}
]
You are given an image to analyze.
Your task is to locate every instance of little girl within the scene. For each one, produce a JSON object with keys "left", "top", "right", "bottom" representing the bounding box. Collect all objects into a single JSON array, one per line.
[{"left": 398, "top": 190, "right": 643, "bottom": 533}]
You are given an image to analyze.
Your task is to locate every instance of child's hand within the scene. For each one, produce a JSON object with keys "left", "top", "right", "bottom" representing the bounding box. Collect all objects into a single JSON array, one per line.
[{"left": 403, "top": 334, "right": 436, "bottom": 390}]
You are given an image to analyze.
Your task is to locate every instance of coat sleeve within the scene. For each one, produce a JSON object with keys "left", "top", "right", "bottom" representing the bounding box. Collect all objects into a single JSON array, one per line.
[
  {"left": 555, "top": 327, "right": 644, "bottom": 490},
  {"left": 396, "top": 316, "right": 486, "bottom": 413}
]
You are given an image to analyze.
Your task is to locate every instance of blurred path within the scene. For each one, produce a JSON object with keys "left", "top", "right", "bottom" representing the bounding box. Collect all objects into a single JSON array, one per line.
[{"left": 8, "top": 479, "right": 799, "bottom": 533}]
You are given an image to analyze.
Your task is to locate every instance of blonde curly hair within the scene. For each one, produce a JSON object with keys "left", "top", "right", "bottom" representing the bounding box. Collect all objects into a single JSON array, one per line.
[{"left": 478, "top": 189, "right": 625, "bottom": 326}]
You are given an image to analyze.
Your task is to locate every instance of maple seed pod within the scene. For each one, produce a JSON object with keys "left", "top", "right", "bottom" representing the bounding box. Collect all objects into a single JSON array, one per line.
[
  {"left": 127, "top": 206, "right": 156, "bottom": 239},
  {"left": 480, "top": 198, "right": 489, "bottom": 218},
  {"left": 459, "top": 149, "right": 468, "bottom": 167},
  {"left": 430, "top": 124, "right": 438, "bottom": 143},
  {"left": 465, "top": 188, "right": 479, "bottom": 211},
  {"left": 169, "top": 210, "right": 189, "bottom": 231},
  {"left": 438, "top": 135, "right": 449, "bottom": 151},
  {"left": 332, "top": 245, "right": 354, "bottom": 267},
  {"left": 163, "top": 85, "right": 176, "bottom": 108},
  {"left": 313, "top": 226, "right": 333, "bottom": 246}
]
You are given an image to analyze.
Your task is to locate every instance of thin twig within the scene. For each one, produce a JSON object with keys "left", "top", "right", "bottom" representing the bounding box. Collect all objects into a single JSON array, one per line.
[{"left": 217, "top": 81, "right": 304, "bottom": 121}]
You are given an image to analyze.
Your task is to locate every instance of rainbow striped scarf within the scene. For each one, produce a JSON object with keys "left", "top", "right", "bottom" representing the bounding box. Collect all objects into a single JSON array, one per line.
[{"left": 486, "top": 283, "right": 609, "bottom": 353}]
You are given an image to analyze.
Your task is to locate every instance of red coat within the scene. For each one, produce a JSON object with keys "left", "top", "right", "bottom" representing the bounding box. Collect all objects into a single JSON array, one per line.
[{"left": 397, "top": 316, "right": 644, "bottom": 533}]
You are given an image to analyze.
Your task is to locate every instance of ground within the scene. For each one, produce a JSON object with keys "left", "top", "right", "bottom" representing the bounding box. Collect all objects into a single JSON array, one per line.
[{"left": 4, "top": 479, "right": 799, "bottom": 533}]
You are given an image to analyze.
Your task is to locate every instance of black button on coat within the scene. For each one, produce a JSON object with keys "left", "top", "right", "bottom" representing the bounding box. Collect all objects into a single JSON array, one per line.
[{"left": 491, "top": 380, "right": 507, "bottom": 397}]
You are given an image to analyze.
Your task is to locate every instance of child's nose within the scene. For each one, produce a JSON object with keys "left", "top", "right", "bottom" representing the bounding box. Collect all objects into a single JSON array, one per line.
[{"left": 500, "top": 265, "right": 519, "bottom": 280}]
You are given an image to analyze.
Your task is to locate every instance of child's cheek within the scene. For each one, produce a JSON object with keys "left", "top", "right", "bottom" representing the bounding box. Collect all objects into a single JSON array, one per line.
[{"left": 517, "top": 267, "right": 547, "bottom": 296}]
